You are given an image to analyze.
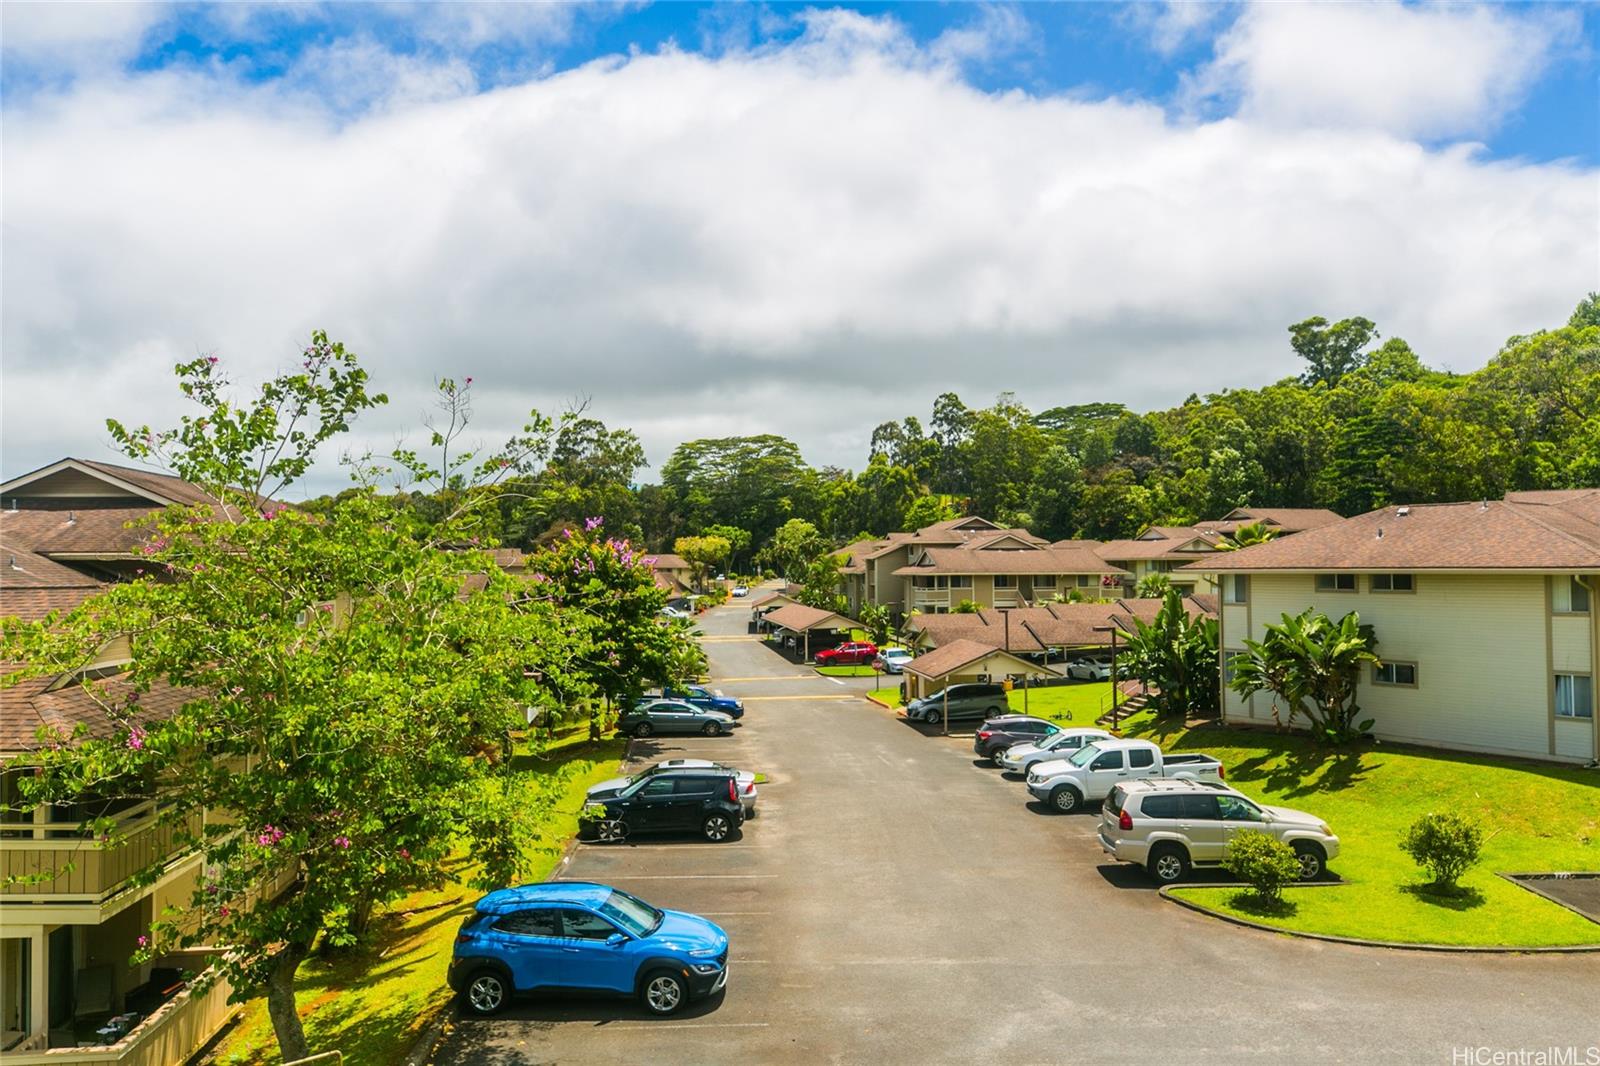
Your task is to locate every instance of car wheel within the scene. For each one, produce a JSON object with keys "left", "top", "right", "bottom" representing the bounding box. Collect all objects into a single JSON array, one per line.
[
  {"left": 992, "top": 748, "right": 1009, "bottom": 767},
  {"left": 634, "top": 722, "right": 654, "bottom": 737},
  {"left": 986, "top": 706, "right": 1000, "bottom": 717},
  {"left": 1293, "top": 841, "right": 1327, "bottom": 881},
  {"left": 702, "top": 722, "right": 719, "bottom": 736},
  {"left": 1049, "top": 785, "right": 1082, "bottom": 813},
  {"left": 923, "top": 708, "right": 941, "bottom": 725},
  {"left": 703, "top": 813, "right": 734, "bottom": 842},
  {"left": 597, "top": 819, "right": 628, "bottom": 843},
  {"left": 640, "top": 970, "right": 688, "bottom": 1015},
  {"left": 462, "top": 969, "right": 509, "bottom": 1016},
  {"left": 1148, "top": 844, "right": 1190, "bottom": 884}
]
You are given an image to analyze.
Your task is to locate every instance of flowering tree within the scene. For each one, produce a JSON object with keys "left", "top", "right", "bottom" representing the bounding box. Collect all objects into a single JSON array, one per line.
[{"left": 0, "top": 342, "right": 662, "bottom": 1061}]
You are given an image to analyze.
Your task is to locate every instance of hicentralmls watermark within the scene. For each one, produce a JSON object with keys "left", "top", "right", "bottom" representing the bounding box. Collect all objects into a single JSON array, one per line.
[{"left": 1453, "top": 1049, "right": 1600, "bottom": 1066}]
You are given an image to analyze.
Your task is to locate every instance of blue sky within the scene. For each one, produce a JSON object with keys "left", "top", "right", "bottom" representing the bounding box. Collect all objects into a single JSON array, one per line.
[{"left": 2, "top": 2, "right": 1596, "bottom": 488}]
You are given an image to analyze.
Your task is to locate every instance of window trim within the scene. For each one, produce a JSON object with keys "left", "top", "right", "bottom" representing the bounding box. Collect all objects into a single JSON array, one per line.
[
  {"left": 1314, "top": 573, "right": 1357, "bottom": 593},
  {"left": 1554, "top": 672, "right": 1594, "bottom": 720},
  {"left": 1223, "top": 574, "right": 1248, "bottom": 605},
  {"left": 1372, "top": 660, "right": 1419, "bottom": 688},
  {"left": 1369, "top": 573, "right": 1416, "bottom": 594},
  {"left": 1552, "top": 576, "right": 1591, "bottom": 615}
]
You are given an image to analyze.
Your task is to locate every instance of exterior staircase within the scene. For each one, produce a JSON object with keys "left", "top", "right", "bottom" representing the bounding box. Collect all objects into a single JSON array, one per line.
[{"left": 1096, "top": 687, "right": 1149, "bottom": 728}]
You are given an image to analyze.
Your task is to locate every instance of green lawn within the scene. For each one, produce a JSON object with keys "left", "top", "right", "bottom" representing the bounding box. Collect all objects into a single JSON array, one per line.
[
  {"left": 211, "top": 732, "right": 628, "bottom": 1064},
  {"left": 1007, "top": 681, "right": 1115, "bottom": 723},
  {"left": 1118, "top": 714, "right": 1600, "bottom": 947},
  {"left": 817, "top": 664, "right": 877, "bottom": 677},
  {"left": 866, "top": 686, "right": 904, "bottom": 708}
]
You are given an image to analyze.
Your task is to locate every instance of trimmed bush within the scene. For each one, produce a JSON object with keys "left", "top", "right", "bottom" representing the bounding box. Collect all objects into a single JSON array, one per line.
[
  {"left": 1224, "top": 829, "right": 1303, "bottom": 902},
  {"left": 1400, "top": 812, "right": 1484, "bottom": 891}
]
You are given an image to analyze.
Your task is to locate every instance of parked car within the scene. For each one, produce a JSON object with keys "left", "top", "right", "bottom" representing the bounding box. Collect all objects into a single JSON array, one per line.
[
  {"left": 658, "top": 684, "right": 745, "bottom": 719},
  {"left": 660, "top": 605, "right": 691, "bottom": 620},
  {"left": 449, "top": 882, "right": 729, "bottom": 1017},
  {"left": 1026, "top": 738, "right": 1224, "bottom": 813},
  {"left": 972, "top": 715, "right": 1060, "bottom": 764},
  {"left": 1065, "top": 659, "right": 1112, "bottom": 681},
  {"left": 872, "top": 648, "right": 915, "bottom": 674},
  {"left": 582, "top": 767, "right": 746, "bottom": 843},
  {"left": 904, "top": 682, "right": 1007, "bottom": 726},
  {"left": 619, "top": 700, "right": 735, "bottom": 737},
  {"left": 1099, "top": 779, "right": 1339, "bottom": 884},
  {"left": 588, "top": 759, "right": 758, "bottom": 817},
  {"left": 731, "top": 585, "right": 750, "bottom": 597},
  {"left": 814, "top": 641, "right": 878, "bottom": 666},
  {"left": 997, "top": 727, "right": 1116, "bottom": 774}
]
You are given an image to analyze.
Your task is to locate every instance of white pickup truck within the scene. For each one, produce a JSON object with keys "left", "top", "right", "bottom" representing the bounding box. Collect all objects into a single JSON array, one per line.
[{"left": 1025, "top": 738, "right": 1224, "bottom": 814}]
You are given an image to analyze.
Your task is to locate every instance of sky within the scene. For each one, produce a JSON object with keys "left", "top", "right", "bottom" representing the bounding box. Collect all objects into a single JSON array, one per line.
[{"left": 2, "top": 1, "right": 1597, "bottom": 496}]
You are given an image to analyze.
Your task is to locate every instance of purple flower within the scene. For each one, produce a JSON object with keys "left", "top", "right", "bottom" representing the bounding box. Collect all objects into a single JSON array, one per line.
[
  {"left": 126, "top": 725, "right": 146, "bottom": 751},
  {"left": 334, "top": 835, "right": 352, "bottom": 849},
  {"left": 137, "top": 935, "right": 148, "bottom": 948},
  {"left": 584, "top": 516, "right": 603, "bottom": 531},
  {"left": 207, "top": 356, "right": 218, "bottom": 364},
  {"left": 465, "top": 377, "right": 473, "bottom": 385}
]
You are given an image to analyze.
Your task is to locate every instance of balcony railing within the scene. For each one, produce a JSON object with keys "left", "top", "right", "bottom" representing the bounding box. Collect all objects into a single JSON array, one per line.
[{"left": 0, "top": 804, "right": 202, "bottom": 901}]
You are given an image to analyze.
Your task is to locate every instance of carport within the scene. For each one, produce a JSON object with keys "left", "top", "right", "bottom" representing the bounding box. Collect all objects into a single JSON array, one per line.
[
  {"left": 761, "top": 603, "right": 863, "bottom": 662},
  {"left": 904, "top": 638, "right": 1059, "bottom": 732}
]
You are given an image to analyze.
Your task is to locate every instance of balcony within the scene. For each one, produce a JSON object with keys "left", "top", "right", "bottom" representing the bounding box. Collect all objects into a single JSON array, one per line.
[
  {"left": 2, "top": 954, "right": 235, "bottom": 1066},
  {"left": 1, "top": 805, "right": 202, "bottom": 903}
]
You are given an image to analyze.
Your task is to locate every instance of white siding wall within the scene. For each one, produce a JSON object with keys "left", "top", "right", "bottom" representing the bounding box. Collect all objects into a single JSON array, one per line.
[{"left": 1221, "top": 573, "right": 1596, "bottom": 763}]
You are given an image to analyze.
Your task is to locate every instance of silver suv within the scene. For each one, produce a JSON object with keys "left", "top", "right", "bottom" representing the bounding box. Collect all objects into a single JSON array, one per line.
[{"left": 1098, "top": 780, "right": 1339, "bottom": 885}]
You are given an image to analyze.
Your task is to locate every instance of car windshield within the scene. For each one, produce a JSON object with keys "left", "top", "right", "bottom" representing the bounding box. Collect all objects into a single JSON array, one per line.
[
  {"left": 599, "top": 888, "right": 663, "bottom": 937},
  {"left": 1068, "top": 744, "right": 1102, "bottom": 768},
  {"left": 1040, "top": 732, "right": 1074, "bottom": 750}
]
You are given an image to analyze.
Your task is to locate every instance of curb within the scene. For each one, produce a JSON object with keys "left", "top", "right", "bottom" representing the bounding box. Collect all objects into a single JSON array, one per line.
[
  {"left": 1158, "top": 886, "right": 1600, "bottom": 953},
  {"left": 401, "top": 1003, "right": 455, "bottom": 1066}
]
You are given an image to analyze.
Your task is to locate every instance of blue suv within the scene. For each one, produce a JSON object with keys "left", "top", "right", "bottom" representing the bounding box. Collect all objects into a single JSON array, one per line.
[
  {"left": 450, "top": 882, "right": 729, "bottom": 1017},
  {"left": 660, "top": 684, "right": 745, "bottom": 719}
]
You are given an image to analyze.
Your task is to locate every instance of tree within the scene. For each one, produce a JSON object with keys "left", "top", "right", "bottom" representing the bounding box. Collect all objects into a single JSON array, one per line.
[
  {"left": 1214, "top": 521, "right": 1279, "bottom": 551},
  {"left": 761, "top": 518, "right": 828, "bottom": 580},
  {"left": 701, "top": 524, "right": 752, "bottom": 574},
  {"left": 796, "top": 552, "right": 848, "bottom": 615},
  {"left": 901, "top": 493, "right": 958, "bottom": 531},
  {"left": 1135, "top": 573, "right": 1173, "bottom": 599},
  {"left": 858, "top": 602, "right": 896, "bottom": 647},
  {"left": 1290, "top": 315, "right": 1380, "bottom": 387},
  {"left": 3, "top": 347, "right": 597, "bottom": 1061},
  {"left": 659, "top": 435, "right": 819, "bottom": 548},
  {"left": 1227, "top": 608, "right": 1379, "bottom": 743},
  {"left": 673, "top": 534, "right": 732, "bottom": 591},
  {"left": 1116, "top": 589, "right": 1219, "bottom": 717}
]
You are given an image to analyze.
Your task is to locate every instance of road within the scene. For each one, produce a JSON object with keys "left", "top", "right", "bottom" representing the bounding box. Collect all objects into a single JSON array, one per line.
[{"left": 436, "top": 602, "right": 1600, "bottom": 1065}]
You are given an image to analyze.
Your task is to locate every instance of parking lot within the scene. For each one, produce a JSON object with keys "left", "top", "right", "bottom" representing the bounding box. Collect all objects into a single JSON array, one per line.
[{"left": 436, "top": 604, "right": 1600, "bottom": 1065}]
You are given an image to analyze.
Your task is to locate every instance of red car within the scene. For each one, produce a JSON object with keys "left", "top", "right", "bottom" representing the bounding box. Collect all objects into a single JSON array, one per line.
[{"left": 815, "top": 641, "right": 878, "bottom": 666}]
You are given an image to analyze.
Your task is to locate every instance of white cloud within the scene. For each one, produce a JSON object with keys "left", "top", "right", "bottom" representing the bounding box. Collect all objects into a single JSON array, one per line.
[
  {"left": 1, "top": 16, "right": 1594, "bottom": 493},
  {"left": 1132, "top": 1, "right": 1232, "bottom": 57},
  {"left": 0, "top": 1, "right": 167, "bottom": 71},
  {"left": 1184, "top": 2, "right": 1577, "bottom": 140}
]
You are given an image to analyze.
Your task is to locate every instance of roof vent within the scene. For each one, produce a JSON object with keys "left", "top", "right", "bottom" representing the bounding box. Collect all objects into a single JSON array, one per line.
[
  {"left": 1376, "top": 527, "right": 1384, "bottom": 540},
  {"left": 67, "top": 510, "right": 76, "bottom": 524},
  {"left": 1396, "top": 506, "right": 1410, "bottom": 518},
  {"left": 1481, "top": 499, "right": 1488, "bottom": 510},
  {"left": 6, "top": 554, "right": 15, "bottom": 568}
]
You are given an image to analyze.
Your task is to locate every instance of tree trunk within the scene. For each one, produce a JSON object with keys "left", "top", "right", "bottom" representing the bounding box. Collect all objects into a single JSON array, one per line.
[{"left": 265, "top": 941, "right": 312, "bottom": 1063}]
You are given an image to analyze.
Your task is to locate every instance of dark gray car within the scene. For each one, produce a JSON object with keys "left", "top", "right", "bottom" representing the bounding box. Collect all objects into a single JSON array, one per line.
[
  {"left": 905, "top": 683, "right": 1007, "bottom": 726},
  {"left": 619, "top": 700, "right": 736, "bottom": 738}
]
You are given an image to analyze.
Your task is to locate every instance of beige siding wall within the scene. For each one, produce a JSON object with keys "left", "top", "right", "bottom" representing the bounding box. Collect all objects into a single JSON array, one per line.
[
  {"left": 1224, "top": 572, "right": 1594, "bottom": 763},
  {"left": 1550, "top": 614, "right": 1591, "bottom": 673}
]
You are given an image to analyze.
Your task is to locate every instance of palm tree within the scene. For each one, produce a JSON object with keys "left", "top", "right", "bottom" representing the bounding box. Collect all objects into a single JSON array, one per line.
[
  {"left": 1214, "top": 520, "right": 1278, "bottom": 552},
  {"left": 1228, "top": 609, "right": 1379, "bottom": 744},
  {"left": 1115, "top": 589, "right": 1219, "bottom": 717}
]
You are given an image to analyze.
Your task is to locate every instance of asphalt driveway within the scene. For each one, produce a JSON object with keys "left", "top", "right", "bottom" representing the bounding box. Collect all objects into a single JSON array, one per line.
[{"left": 436, "top": 603, "right": 1600, "bottom": 1065}]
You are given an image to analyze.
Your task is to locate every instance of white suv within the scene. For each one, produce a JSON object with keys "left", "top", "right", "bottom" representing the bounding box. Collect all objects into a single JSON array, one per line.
[{"left": 1098, "top": 780, "right": 1339, "bottom": 885}]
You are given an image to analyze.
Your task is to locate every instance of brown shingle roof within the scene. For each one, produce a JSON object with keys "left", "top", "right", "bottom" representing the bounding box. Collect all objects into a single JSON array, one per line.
[
  {"left": 1203, "top": 507, "right": 1345, "bottom": 535},
  {"left": 894, "top": 544, "right": 1126, "bottom": 576},
  {"left": 761, "top": 604, "right": 859, "bottom": 633},
  {"left": 1198, "top": 496, "right": 1600, "bottom": 572},
  {"left": 904, "top": 639, "right": 1046, "bottom": 680},
  {"left": 0, "top": 666, "right": 195, "bottom": 754},
  {"left": 647, "top": 553, "right": 690, "bottom": 570},
  {"left": 906, "top": 598, "right": 1216, "bottom": 652},
  {"left": 1, "top": 506, "right": 160, "bottom": 557}
]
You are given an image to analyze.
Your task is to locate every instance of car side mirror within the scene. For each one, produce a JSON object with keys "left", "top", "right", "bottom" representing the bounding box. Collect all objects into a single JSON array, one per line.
[{"left": 606, "top": 933, "right": 628, "bottom": 947}]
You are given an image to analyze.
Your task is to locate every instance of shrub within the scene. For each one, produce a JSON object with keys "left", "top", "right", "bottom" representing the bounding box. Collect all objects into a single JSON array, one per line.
[
  {"left": 1400, "top": 812, "right": 1484, "bottom": 891},
  {"left": 1223, "top": 829, "right": 1303, "bottom": 902}
]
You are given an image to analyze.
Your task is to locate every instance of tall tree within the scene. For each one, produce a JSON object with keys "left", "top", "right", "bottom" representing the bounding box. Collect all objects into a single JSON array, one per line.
[
  {"left": 1289, "top": 315, "right": 1380, "bottom": 388},
  {"left": 1116, "top": 589, "right": 1219, "bottom": 717},
  {"left": 1228, "top": 608, "right": 1379, "bottom": 744}
]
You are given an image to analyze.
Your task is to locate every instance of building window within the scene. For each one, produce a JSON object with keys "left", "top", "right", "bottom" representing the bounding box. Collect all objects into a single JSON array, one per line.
[
  {"left": 949, "top": 575, "right": 972, "bottom": 589},
  {"left": 1077, "top": 574, "right": 1096, "bottom": 587},
  {"left": 1032, "top": 574, "right": 1057, "bottom": 588},
  {"left": 1370, "top": 573, "right": 1415, "bottom": 593},
  {"left": 1221, "top": 650, "right": 1247, "bottom": 684},
  {"left": 993, "top": 575, "right": 1017, "bottom": 589},
  {"left": 1224, "top": 574, "right": 1248, "bottom": 605},
  {"left": 1553, "top": 577, "right": 1591, "bottom": 615},
  {"left": 1148, "top": 561, "right": 1174, "bottom": 573},
  {"left": 1555, "top": 674, "right": 1594, "bottom": 719},
  {"left": 1315, "top": 573, "right": 1356, "bottom": 592},
  {"left": 1373, "top": 661, "right": 1418, "bottom": 686}
]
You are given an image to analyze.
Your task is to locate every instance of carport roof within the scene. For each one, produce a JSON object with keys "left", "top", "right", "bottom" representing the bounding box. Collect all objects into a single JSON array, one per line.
[
  {"left": 762, "top": 603, "right": 861, "bottom": 633},
  {"left": 904, "top": 639, "right": 1051, "bottom": 680}
]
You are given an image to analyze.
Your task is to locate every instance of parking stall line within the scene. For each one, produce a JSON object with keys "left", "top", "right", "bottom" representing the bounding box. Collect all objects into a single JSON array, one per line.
[{"left": 603, "top": 1022, "right": 773, "bottom": 1032}]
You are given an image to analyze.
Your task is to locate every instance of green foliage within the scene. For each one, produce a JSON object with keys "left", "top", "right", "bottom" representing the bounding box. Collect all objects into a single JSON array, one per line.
[
  {"left": 1290, "top": 315, "right": 1380, "bottom": 388},
  {"left": 951, "top": 599, "right": 981, "bottom": 613},
  {"left": 1135, "top": 573, "right": 1172, "bottom": 598},
  {"left": 1224, "top": 829, "right": 1303, "bottom": 903},
  {"left": 1228, "top": 609, "right": 1379, "bottom": 744},
  {"left": 1400, "top": 812, "right": 1485, "bottom": 892},
  {"left": 761, "top": 518, "right": 829, "bottom": 579},
  {"left": 901, "top": 493, "right": 958, "bottom": 531},
  {"left": 796, "top": 552, "right": 848, "bottom": 615},
  {"left": 1214, "top": 520, "right": 1278, "bottom": 551},
  {"left": 660, "top": 435, "right": 819, "bottom": 549},
  {"left": 857, "top": 602, "right": 896, "bottom": 647},
  {"left": 673, "top": 534, "right": 732, "bottom": 591},
  {"left": 1116, "top": 588, "right": 1218, "bottom": 716}
]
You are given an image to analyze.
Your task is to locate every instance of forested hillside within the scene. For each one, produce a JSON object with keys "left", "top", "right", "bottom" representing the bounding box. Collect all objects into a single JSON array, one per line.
[{"left": 311, "top": 296, "right": 1600, "bottom": 554}]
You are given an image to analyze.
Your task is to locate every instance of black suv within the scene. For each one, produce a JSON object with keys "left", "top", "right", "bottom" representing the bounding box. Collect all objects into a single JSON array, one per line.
[
  {"left": 972, "top": 715, "right": 1060, "bottom": 764},
  {"left": 582, "top": 769, "right": 745, "bottom": 843}
]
